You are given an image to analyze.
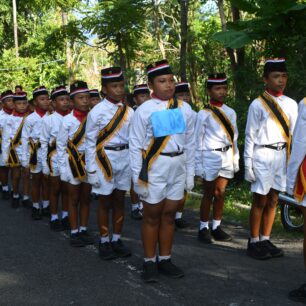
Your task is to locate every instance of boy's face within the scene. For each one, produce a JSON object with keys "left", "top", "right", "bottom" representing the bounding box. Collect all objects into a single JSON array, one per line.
[
  {"left": 134, "top": 92, "right": 150, "bottom": 106},
  {"left": 208, "top": 85, "right": 228, "bottom": 103},
  {"left": 102, "top": 81, "right": 125, "bottom": 102},
  {"left": 148, "top": 74, "right": 175, "bottom": 100},
  {"left": 175, "top": 91, "right": 191, "bottom": 104},
  {"left": 34, "top": 94, "right": 50, "bottom": 111},
  {"left": 14, "top": 100, "right": 28, "bottom": 113},
  {"left": 90, "top": 97, "right": 101, "bottom": 108},
  {"left": 72, "top": 92, "right": 90, "bottom": 112},
  {"left": 54, "top": 95, "right": 70, "bottom": 112},
  {"left": 3, "top": 98, "right": 14, "bottom": 110},
  {"left": 264, "top": 71, "right": 288, "bottom": 92}
]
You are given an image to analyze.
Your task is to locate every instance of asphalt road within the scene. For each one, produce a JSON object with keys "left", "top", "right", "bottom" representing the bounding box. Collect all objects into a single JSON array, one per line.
[{"left": 0, "top": 195, "right": 304, "bottom": 306}]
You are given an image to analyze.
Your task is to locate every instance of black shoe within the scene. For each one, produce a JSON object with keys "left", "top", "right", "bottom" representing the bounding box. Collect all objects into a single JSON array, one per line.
[
  {"left": 131, "top": 208, "right": 143, "bottom": 220},
  {"left": 142, "top": 261, "right": 159, "bottom": 283},
  {"left": 22, "top": 198, "right": 32, "bottom": 208},
  {"left": 247, "top": 239, "right": 272, "bottom": 260},
  {"left": 289, "top": 283, "right": 306, "bottom": 303},
  {"left": 211, "top": 226, "right": 232, "bottom": 241},
  {"left": 61, "top": 217, "right": 70, "bottom": 230},
  {"left": 50, "top": 219, "right": 64, "bottom": 232},
  {"left": 158, "top": 259, "right": 184, "bottom": 279},
  {"left": 70, "top": 232, "right": 86, "bottom": 247},
  {"left": 261, "top": 240, "right": 284, "bottom": 258},
  {"left": 99, "top": 242, "right": 118, "bottom": 260},
  {"left": 175, "top": 218, "right": 190, "bottom": 229},
  {"left": 111, "top": 239, "right": 131, "bottom": 257},
  {"left": 2, "top": 190, "right": 10, "bottom": 200},
  {"left": 198, "top": 228, "right": 213, "bottom": 244},
  {"left": 31, "top": 207, "right": 42, "bottom": 220},
  {"left": 42, "top": 206, "right": 51, "bottom": 217},
  {"left": 78, "top": 230, "right": 95, "bottom": 245},
  {"left": 11, "top": 197, "right": 20, "bottom": 209}
]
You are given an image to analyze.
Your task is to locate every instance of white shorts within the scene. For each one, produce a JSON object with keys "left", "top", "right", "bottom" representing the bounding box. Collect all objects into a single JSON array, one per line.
[
  {"left": 49, "top": 154, "right": 60, "bottom": 177},
  {"left": 93, "top": 149, "right": 131, "bottom": 195},
  {"left": 64, "top": 153, "right": 88, "bottom": 186},
  {"left": 202, "top": 148, "right": 234, "bottom": 181},
  {"left": 29, "top": 148, "right": 43, "bottom": 174},
  {"left": 251, "top": 146, "right": 286, "bottom": 195},
  {"left": 143, "top": 153, "right": 186, "bottom": 204},
  {"left": 0, "top": 154, "right": 5, "bottom": 167}
]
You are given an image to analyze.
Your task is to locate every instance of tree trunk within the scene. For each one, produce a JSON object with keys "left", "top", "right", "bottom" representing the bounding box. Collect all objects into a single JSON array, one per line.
[
  {"left": 12, "top": 0, "right": 19, "bottom": 58},
  {"left": 179, "top": 0, "right": 188, "bottom": 81},
  {"left": 116, "top": 32, "right": 126, "bottom": 71},
  {"left": 153, "top": 1, "right": 166, "bottom": 58},
  {"left": 61, "top": 11, "right": 72, "bottom": 84}
]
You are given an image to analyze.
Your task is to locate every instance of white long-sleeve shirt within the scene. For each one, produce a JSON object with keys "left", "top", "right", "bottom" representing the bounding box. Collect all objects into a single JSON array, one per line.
[
  {"left": 0, "top": 110, "right": 12, "bottom": 154},
  {"left": 2, "top": 114, "right": 26, "bottom": 163},
  {"left": 57, "top": 112, "right": 87, "bottom": 171},
  {"left": 85, "top": 98, "right": 134, "bottom": 173},
  {"left": 287, "top": 98, "right": 306, "bottom": 191},
  {"left": 129, "top": 97, "right": 195, "bottom": 183},
  {"left": 244, "top": 92, "right": 298, "bottom": 168},
  {"left": 195, "top": 103, "right": 239, "bottom": 160},
  {"left": 21, "top": 110, "right": 48, "bottom": 166},
  {"left": 40, "top": 111, "right": 65, "bottom": 170}
]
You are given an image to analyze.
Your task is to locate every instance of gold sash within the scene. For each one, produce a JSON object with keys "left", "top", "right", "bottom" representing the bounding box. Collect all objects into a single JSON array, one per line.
[{"left": 96, "top": 104, "right": 129, "bottom": 181}]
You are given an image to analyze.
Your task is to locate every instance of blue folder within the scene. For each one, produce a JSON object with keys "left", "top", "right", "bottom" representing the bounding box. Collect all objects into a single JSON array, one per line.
[{"left": 151, "top": 108, "right": 186, "bottom": 137}]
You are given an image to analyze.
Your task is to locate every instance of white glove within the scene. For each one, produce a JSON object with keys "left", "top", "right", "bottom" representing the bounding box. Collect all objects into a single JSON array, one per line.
[
  {"left": 185, "top": 175, "right": 194, "bottom": 192},
  {"left": 133, "top": 182, "right": 149, "bottom": 199},
  {"left": 234, "top": 160, "right": 240, "bottom": 173},
  {"left": 87, "top": 171, "right": 101, "bottom": 188},
  {"left": 244, "top": 167, "right": 256, "bottom": 183},
  {"left": 42, "top": 165, "right": 50, "bottom": 176},
  {"left": 286, "top": 185, "right": 294, "bottom": 196}
]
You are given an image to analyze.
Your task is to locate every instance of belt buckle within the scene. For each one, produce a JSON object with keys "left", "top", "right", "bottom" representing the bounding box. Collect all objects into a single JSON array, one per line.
[
  {"left": 115, "top": 146, "right": 121, "bottom": 151},
  {"left": 277, "top": 145, "right": 282, "bottom": 151},
  {"left": 221, "top": 147, "right": 226, "bottom": 152}
]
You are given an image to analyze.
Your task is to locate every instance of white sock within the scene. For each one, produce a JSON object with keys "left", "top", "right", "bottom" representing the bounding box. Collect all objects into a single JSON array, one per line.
[
  {"left": 42, "top": 201, "right": 49, "bottom": 208},
  {"left": 159, "top": 255, "right": 171, "bottom": 261},
  {"left": 212, "top": 219, "right": 221, "bottom": 231},
  {"left": 101, "top": 236, "right": 110, "bottom": 243},
  {"left": 131, "top": 203, "right": 139, "bottom": 211},
  {"left": 200, "top": 221, "right": 209, "bottom": 230},
  {"left": 260, "top": 235, "right": 270, "bottom": 241},
  {"left": 2, "top": 185, "right": 9, "bottom": 191},
  {"left": 62, "top": 211, "right": 68, "bottom": 218},
  {"left": 33, "top": 202, "right": 40, "bottom": 209},
  {"left": 79, "top": 226, "right": 87, "bottom": 232},
  {"left": 112, "top": 233, "right": 121, "bottom": 242},
  {"left": 139, "top": 202, "right": 143, "bottom": 210},
  {"left": 144, "top": 256, "right": 156, "bottom": 263},
  {"left": 175, "top": 212, "right": 182, "bottom": 220},
  {"left": 71, "top": 229, "right": 78, "bottom": 234},
  {"left": 23, "top": 195, "right": 29, "bottom": 200},
  {"left": 250, "top": 236, "right": 260, "bottom": 243},
  {"left": 51, "top": 214, "right": 58, "bottom": 221},
  {"left": 13, "top": 194, "right": 19, "bottom": 199}
]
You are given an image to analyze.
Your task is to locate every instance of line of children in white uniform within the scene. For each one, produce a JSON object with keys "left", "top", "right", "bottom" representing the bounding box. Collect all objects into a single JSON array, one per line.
[{"left": 0, "top": 57, "right": 303, "bottom": 290}]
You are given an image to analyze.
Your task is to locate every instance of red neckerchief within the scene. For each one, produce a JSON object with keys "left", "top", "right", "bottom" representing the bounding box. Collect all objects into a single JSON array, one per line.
[
  {"left": 55, "top": 110, "right": 70, "bottom": 116},
  {"left": 266, "top": 88, "right": 283, "bottom": 97},
  {"left": 12, "top": 110, "right": 27, "bottom": 117},
  {"left": 209, "top": 100, "right": 223, "bottom": 107},
  {"left": 151, "top": 93, "right": 168, "bottom": 101},
  {"left": 3, "top": 107, "right": 13, "bottom": 115},
  {"left": 73, "top": 109, "right": 88, "bottom": 122},
  {"left": 35, "top": 106, "right": 47, "bottom": 117},
  {"left": 106, "top": 96, "right": 122, "bottom": 104}
]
